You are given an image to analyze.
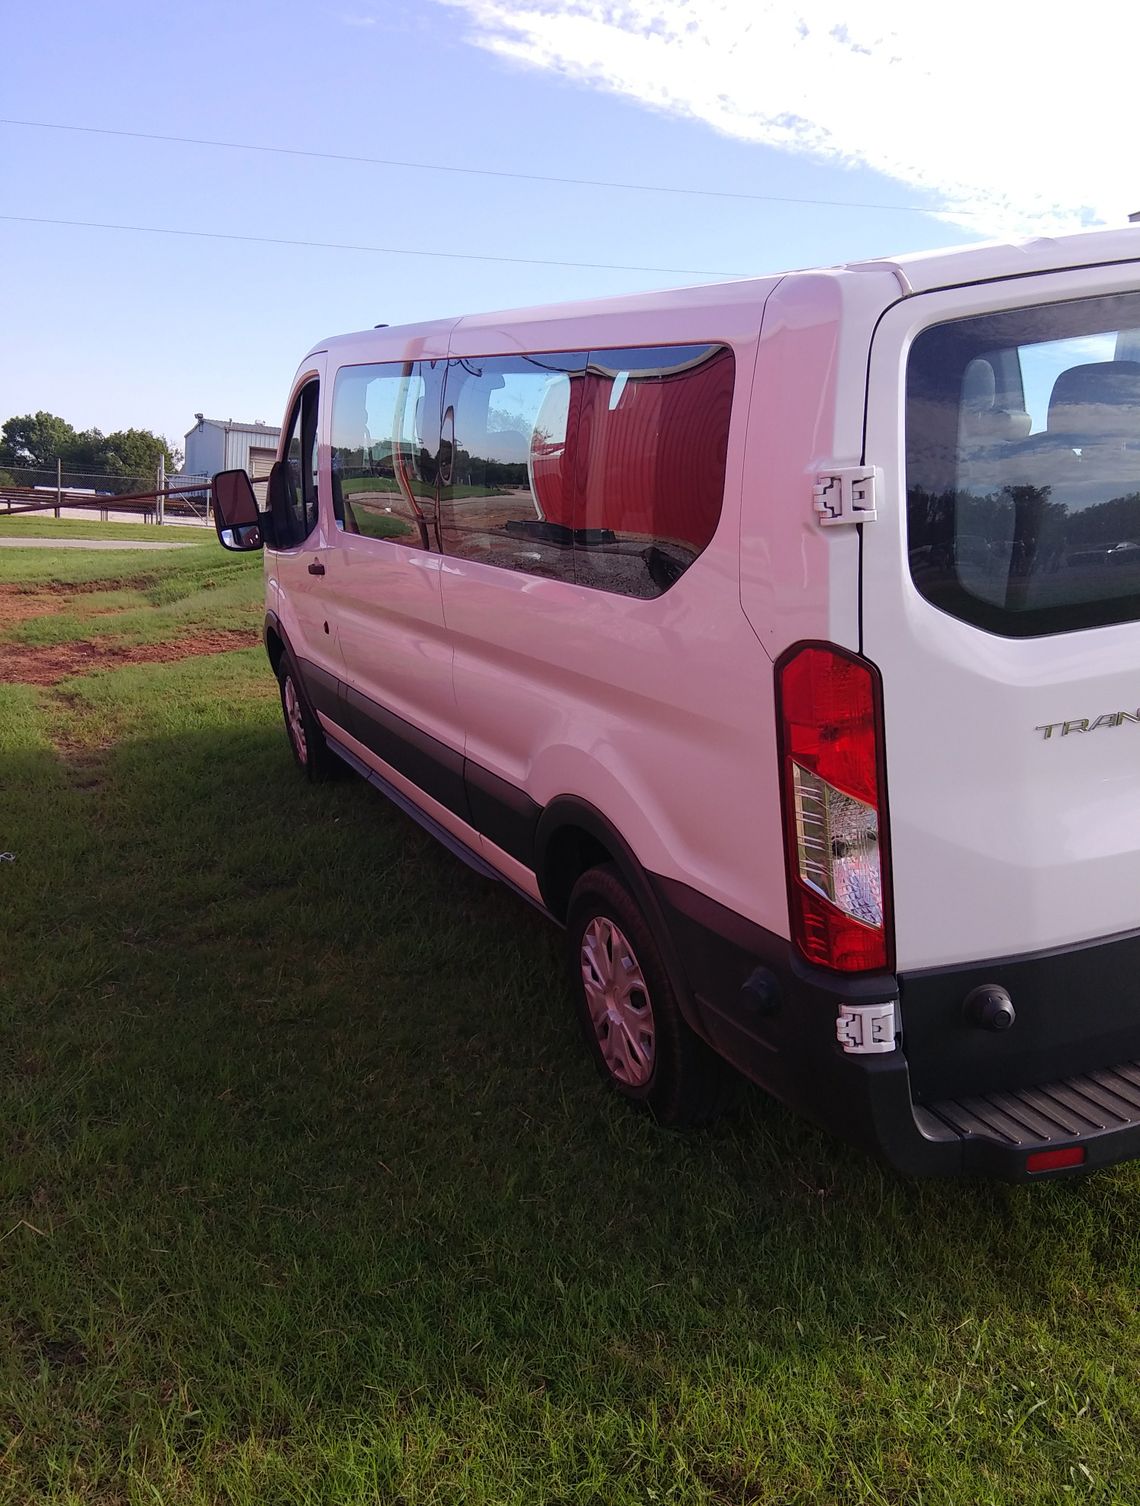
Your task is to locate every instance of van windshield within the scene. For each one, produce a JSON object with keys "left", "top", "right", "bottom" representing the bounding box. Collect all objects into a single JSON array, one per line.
[{"left": 906, "top": 290, "right": 1140, "bottom": 636}]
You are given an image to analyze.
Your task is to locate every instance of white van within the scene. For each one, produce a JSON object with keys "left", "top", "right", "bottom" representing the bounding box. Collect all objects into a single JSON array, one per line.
[{"left": 213, "top": 225, "right": 1140, "bottom": 1179}]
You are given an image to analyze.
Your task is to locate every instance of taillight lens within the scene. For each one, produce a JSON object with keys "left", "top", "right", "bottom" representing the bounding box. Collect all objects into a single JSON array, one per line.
[{"left": 777, "top": 643, "right": 893, "bottom": 973}]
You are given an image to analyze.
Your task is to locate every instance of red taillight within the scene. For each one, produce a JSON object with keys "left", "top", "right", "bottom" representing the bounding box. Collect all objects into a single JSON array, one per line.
[
  {"left": 1026, "top": 1146, "right": 1086, "bottom": 1173},
  {"left": 776, "top": 643, "right": 893, "bottom": 973}
]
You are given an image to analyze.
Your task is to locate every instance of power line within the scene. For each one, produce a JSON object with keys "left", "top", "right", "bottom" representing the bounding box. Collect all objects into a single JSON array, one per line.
[
  {"left": 0, "top": 115, "right": 964, "bottom": 216},
  {"left": 0, "top": 213, "right": 748, "bottom": 276}
]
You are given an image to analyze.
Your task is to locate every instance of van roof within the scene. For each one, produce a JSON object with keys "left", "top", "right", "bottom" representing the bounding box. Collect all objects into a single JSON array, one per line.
[
  {"left": 308, "top": 225, "right": 1140, "bottom": 360},
  {"left": 847, "top": 224, "right": 1140, "bottom": 295}
]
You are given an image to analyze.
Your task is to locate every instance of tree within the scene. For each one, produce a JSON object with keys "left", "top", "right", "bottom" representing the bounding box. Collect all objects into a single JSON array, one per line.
[
  {"left": 0, "top": 411, "right": 77, "bottom": 469},
  {"left": 0, "top": 412, "right": 183, "bottom": 486},
  {"left": 99, "top": 428, "right": 182, "bottom": 480}
]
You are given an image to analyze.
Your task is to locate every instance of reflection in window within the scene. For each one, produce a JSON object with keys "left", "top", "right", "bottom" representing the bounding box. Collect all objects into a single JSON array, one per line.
[
  {"left": 571, "top": 344, "right": 735, "bottom": 598},
  {"left": 907, "top": 292, "right": 1140, "bottom": 636},
  {"left": 330, "top": 362, "right": 441, "bottom": 549},
  {"left": 438, "top": 353, "right": 586, "bottom": 579},
  {"left": 436, "top": 344, "right": 735, "bottom": 597}
]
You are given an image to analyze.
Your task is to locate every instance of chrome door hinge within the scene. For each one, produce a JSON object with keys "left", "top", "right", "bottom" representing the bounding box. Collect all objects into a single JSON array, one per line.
[
  {"left": 836, "top": 1001, "right": 898, "bottom": 1054},
  {"left": 813, "top": 466, "right": 879, "bottom": 527}
]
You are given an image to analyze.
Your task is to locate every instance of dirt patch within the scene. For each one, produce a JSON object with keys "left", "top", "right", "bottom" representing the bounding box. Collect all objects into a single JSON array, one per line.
[
  {"left": 0, "top": 582, "right": 145, "bottom": 628},
  {"left": 39, "top": 575, "right": 154, "bottom": 594},
  {"left": 0, "top": 629, "right": 258, "bottom": 685},
  {"left": 0, "top": 588, "right": 75, "bottom": 628}
]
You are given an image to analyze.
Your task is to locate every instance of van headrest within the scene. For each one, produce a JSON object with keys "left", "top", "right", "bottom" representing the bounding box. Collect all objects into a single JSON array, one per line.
[
  {"left": 1048, "top": 360, "right": 1140, "bottom": 436},
  {"left": 958, "top": 359, "right": 1031, "bottom": 441}
]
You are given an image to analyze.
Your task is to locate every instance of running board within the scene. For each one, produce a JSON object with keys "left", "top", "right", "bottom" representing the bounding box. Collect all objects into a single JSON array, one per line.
[{"left": 326, "top": 734, "right": 558, "bottom": 923}]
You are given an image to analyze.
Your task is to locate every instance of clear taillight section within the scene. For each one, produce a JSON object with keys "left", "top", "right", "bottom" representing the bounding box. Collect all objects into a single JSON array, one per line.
[
  {"left": 777, "top": 644, "right": 893, "bottom": 973},
  {"left": 791, "top": 765, "right": 882, "bottom": 924}
]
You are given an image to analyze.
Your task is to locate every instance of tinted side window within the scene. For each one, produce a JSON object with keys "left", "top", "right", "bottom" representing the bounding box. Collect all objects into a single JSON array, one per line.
[
  {"left": 276, "top": 382, "right": 321, "bottom": 548},
  {"left": 330, "top": 361, "right": 443, "bottom": 549},
  {"left": 572, "top": 344, "right": 734, "bottom": 598},
  {"left": 438, "top": 352, "right": 586, "bottom": 579}
]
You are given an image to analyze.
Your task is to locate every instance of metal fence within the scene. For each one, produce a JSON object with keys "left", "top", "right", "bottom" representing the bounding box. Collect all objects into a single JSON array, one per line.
[
  {"left": 0, "top": 461, "right": 154, "bottom": 497},
  {"left": 0, "top": 464, "right": 212, "bottom": 524}
]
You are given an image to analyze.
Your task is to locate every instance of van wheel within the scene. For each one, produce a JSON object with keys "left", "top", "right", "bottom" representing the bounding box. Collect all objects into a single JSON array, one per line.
[
  {"left": 567, "top": 865, "right": 733, "bottom": 1127},
  {"left": 278, "top": 652, "right": 341, "bottom": 782}
]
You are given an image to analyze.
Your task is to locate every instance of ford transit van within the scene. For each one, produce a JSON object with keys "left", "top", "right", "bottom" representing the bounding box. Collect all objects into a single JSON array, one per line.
[{"left": 212, "top": 226, "right": 1140, "bottom": 1178}]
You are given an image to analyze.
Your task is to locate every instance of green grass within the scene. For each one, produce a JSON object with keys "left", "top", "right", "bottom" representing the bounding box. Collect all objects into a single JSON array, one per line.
[
  {"left": 0, "top": 514, "right": 207, "bottom": 540},
  {"left": 3, "top": 543, "right": 1140, "bottom": 1502},
  {"left": 0, "top": 536, "right": 262, "bottom": 647},
  {"left": 0, "top": 543, "right": 220, "bottom": 590}
]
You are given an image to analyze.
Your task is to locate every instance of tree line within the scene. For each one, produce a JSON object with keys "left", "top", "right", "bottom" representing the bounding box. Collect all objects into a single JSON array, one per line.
[{"left": 0, "top": 411, "right": 183, "bottom": 494}]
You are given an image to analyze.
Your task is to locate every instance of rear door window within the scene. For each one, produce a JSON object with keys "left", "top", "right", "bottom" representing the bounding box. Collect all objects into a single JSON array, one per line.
[{"left": 906, "top": 291, "right": 1140, "bottom": 636}]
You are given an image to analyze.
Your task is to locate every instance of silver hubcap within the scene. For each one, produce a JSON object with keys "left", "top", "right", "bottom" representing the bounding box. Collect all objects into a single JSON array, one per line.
[
  {"left": 580, "top": 917, "right": 655, "bottom": 1087},
  {"left": 284, "top": 676, "right": 308, "bottom": 762}
]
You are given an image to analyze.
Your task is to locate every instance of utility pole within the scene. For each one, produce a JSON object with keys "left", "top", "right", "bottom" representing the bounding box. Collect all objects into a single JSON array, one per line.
[
  {"left": 55, "top": 457, "right": 62, "bottom": 519},
  {"left": 156, "top": 453, "right": 165, "bottom": 525}
]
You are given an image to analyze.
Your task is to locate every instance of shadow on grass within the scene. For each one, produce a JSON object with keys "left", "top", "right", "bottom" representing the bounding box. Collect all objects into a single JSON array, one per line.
[{"left": 4, "top": 720, "right": 1140, "bottom": 1501}]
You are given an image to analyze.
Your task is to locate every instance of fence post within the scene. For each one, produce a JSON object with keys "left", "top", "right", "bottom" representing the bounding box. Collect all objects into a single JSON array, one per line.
[
  {"left": 55, "top": 458, "right": 62, "bottom": 519},
  {"left": 156, "top": 454, "right": 165, "bottom": 526}
]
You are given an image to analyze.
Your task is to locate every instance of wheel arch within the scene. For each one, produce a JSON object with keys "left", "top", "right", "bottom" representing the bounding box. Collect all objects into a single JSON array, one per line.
[
  {"left": 534, "top": 796, "right": 706, "bottom": 1038},
  {"left": 264, "top": 610, "right": 288, "bottom": 676}
]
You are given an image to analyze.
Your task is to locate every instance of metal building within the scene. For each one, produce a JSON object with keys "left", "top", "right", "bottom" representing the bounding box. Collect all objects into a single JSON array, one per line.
[{"left": 182, "top": 414, "right": 282, "bottom": 483}]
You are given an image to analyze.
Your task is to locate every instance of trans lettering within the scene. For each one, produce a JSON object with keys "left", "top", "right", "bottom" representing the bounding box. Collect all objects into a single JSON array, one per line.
[{"left": 1035, "top": 710, "right": 1140, "bottom": 739}]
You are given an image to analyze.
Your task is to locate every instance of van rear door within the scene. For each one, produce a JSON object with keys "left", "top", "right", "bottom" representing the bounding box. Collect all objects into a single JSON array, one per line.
[{"left": 859, "top": 262, "right": 1140, "bottom": 1090}]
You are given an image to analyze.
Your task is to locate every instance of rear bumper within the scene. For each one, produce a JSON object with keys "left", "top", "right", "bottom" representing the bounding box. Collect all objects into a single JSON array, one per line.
[
  {"left": 914, "top": 1062, "right": 1140, "bottom": 1178},
  {"left": 652, "top": 875, "right": 1140, "bottom": 1180}
]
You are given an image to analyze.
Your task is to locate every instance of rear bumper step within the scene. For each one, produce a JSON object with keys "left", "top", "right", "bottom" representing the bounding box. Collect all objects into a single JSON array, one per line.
[{"left": 913, "top": 1061, "right": 1140, "bottom": 1174}]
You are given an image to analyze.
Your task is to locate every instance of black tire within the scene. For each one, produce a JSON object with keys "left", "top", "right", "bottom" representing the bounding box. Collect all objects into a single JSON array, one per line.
[
  {"left": 277, "top": 651, "right": 342, "bottom": 782},
  {"left": 566, "top": 864, "right": 734, "bottom": 1126}
]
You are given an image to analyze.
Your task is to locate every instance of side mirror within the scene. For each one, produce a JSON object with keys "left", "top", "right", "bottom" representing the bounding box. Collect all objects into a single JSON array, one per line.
[{"left": 212, "top": 469, "right": 263, "bottom": 552}]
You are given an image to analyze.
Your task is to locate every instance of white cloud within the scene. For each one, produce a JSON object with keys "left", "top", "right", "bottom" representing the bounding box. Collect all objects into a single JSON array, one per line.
[{"left": 435, "top": 0, "right": 1137, "bottom": 236}]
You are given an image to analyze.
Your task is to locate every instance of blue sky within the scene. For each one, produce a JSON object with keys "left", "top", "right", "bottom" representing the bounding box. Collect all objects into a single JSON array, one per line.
[{"left": 1, "top": 0, "right": 1128, "bottom": 463}]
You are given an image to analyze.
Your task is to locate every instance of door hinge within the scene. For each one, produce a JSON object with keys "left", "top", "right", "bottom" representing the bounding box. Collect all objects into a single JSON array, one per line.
[
  {"left": 836, "top": 1001, "right": 898, "bottom": 1055},
  {"left": 813, "top": 466, "right": 879, "bottom": 527}
]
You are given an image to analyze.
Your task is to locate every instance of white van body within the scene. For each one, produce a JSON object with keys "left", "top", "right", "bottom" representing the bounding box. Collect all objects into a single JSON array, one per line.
[{"left": 218, "top": 225, "right": 1140, "bottom": 1178}]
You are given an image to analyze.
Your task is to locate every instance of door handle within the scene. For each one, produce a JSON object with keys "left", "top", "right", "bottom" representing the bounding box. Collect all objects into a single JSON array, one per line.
[{"left": 307, "top": 560, "right": 325, "bottom": 576}]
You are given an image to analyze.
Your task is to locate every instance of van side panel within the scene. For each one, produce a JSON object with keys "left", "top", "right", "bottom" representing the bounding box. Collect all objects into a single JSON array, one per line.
[
  {"left": 739, "top": 269, "right": 901, "bottom": 658},
  {"left": 439, "top": 315, "right": 779, "bottom": 932}
]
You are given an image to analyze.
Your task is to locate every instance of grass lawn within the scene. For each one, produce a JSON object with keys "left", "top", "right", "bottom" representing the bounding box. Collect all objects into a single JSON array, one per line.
[
  {"left": 0, "top": 516, "right": 208, "bottom": 541},
  {"left": 2, "top": 530, "right": 1140, "bottom": 1503}
]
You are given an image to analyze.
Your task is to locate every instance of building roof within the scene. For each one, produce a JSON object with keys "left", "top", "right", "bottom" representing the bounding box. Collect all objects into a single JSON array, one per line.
[{"left": 185, "top": 415, "right": 281, "bottom": 440}]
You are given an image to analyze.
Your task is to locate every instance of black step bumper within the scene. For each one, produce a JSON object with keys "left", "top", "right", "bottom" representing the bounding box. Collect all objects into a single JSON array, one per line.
[{"left": 651, "top": 874, "right": 1140, "bottom": 1180}]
